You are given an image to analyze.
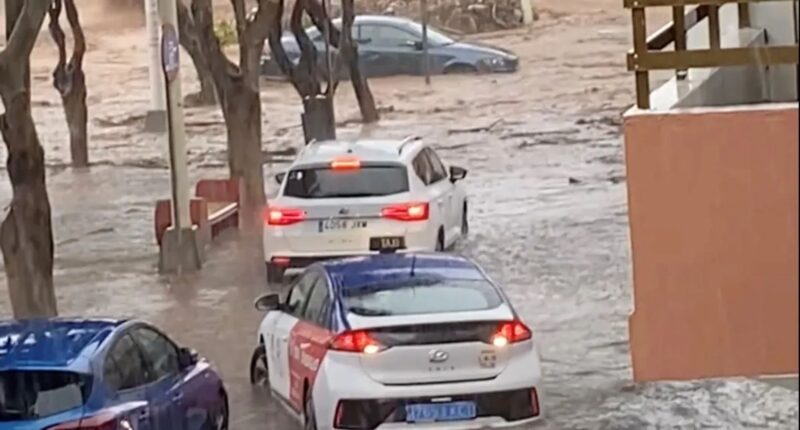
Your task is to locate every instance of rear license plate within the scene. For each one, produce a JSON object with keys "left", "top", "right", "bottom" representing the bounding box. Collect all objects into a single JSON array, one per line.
[
  {"left": 318, "top": 219, "right": 367, "bottom": 232},
  {"left": 405, "top": 401, "right": 477, "bottom": 423},
  {"left": 369, "top": 236, "right": 406, "bottom": 251}
]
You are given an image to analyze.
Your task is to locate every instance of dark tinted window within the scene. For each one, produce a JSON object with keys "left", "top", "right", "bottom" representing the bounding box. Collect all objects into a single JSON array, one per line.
[
  {"left": 412, "top": 152, "right": 433, "bottom": 185},
  {"left": 342, "top": 277, "right": 503, "bottom": 316},
  {"left": 425, "top": 148, "right": 448, "bottom": 183},
  {"left": 0, "top": 370, "right": 91, "bottom": 421},
  {"left": 303, "top": 277, "right": 330, "bottom": 326},
  {"left": 131, "top": 327, "right": 179, "bottom": 380},
  {"left": 106, "top": 334, "right": 150, "bottom": 391},
  {"left": 360, "top": 24, "right": 417, "bottom": 46},
  {"left": 287, "top": 272, "right": 319, "bottom": 317},
  {"left": 283, "top": 165, "right": 409, "bottom": 198}
]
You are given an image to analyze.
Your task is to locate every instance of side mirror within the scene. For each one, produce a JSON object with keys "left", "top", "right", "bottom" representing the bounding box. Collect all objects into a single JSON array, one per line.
[
  {"left": 449, "top": 165, "right": 468, "bottom": 182},
  {"left": 401, "top": 40, "right": 424, "bottom": 50},
  {"left": 275, "top": 172, "right": 286, "bottom": 185},
  {"left": 177, "top": 347, "right": 199, "bottom": 369},
  {"left": 255, "top": 293, "right": 281, "bottom": 312}
]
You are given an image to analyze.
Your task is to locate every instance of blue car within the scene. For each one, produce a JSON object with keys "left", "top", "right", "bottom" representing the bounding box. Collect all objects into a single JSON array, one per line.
[
  {"left": 261, "top": 15, "right": 520, "bottom": 78},
  {"left": 0, "top": 319, "right": 228, "bottom": 430}
]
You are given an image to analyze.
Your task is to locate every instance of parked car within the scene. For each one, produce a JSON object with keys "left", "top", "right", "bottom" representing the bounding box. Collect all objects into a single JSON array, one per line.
[
  {"left": 0, "top": 318, "right": 228, "bottom": 430},
  {"left": 250, "top": 253, "right": 544, "bottom": 429},
  {"left": 263, "top": 136, "right": 469, "bottom": 282},
  {"left": 260, "top": 15, "right": 520, "bottom": 78}
]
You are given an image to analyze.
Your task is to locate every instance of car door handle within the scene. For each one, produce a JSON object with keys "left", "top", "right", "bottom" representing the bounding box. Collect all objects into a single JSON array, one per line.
[{"left": 172, "top": 392, "right": 184, "bottom": 401}]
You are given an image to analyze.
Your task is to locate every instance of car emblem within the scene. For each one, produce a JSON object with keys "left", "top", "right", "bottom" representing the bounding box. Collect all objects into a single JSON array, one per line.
[
  {"left": 338, "top": 208, "right": 349, "bottom": 215},
  {"left": 429, "top": 349, "right": 449, "bottom": 363}
]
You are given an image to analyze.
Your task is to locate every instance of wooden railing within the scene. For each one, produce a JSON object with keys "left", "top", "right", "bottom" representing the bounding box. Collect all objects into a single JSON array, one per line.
[{"left": 626, "top": 0, "right": 799, "bottom": 108}]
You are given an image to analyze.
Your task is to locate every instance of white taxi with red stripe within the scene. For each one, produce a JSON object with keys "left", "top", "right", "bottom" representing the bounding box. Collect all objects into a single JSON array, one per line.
[
  {"left": 263, "top": 137, "right": 469, "bottom": 283},
  {"left": 250, "top": 253, "right": 544, "bottom": 429}
]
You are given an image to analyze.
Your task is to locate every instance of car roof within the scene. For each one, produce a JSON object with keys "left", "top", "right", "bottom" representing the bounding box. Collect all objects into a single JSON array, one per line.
[
  {"left": 320, "top": 253, "right": 486, "bottom": 291},
  {"left": 0, "top": 318, "right": 124, "bottom": 372},
  {"left": 294, "top": 138, "right": 421, "bottom": 166}
]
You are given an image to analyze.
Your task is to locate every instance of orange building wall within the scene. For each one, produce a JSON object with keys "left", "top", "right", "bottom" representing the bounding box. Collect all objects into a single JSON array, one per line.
[{"left": 624, "top": 105, "right": 799, "bottom": 382}]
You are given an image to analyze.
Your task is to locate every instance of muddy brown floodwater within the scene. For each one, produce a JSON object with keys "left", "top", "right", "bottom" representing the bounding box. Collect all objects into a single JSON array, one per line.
[{"left": 1, "top": 0, "right": 798, "bottom": 428}]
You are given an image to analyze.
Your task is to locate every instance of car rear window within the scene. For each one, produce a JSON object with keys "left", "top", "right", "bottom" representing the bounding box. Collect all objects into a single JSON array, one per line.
[
  {"left": 0, "top": 370, "right": 91, "bottom": 421},
  {"left": 283, "top": 165, "right": 409, "bottom": 199},
  {"left": 342, "top": 277, "right": 503, "bottom": 316}
]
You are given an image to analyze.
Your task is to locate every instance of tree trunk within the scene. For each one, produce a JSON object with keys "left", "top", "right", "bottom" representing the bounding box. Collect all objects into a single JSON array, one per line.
[
  {"left": 340, "top": 0, "right": 379, "bottom": 123},
  {"left": 0, "top": 0, "right": 57, "bottom": 318},
  {"left": 49, "top": 0, "right": 89, "bottom": 167},
  {"left": 219, "top": 83, "right": 264, "bottom": 219},
  {"left": 185, "top": 44, "right": 217, "bottom": 106},
  {"left": 0, "top": 93, "right": 57, "bottom": 318},
  {"left": 62, "top": 73, "right": 88, "bottom": 167},
  {"left": 301, "top": 95, "right": 335, "bottom": 143},
  {"left": 177, "top": 0, "right": 217, "bottom": 106}
]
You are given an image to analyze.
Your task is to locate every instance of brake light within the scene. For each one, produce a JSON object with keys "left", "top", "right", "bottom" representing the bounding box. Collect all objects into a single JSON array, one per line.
[
  {"left": 46, "top": 412, "right": 125, "bottom": 430},
  {"left": 491, "top": 320, "right": 532, "bottom": 347},
  {"left": 264, "top": 207, "right": 305, "bottom": 226},
  {"left": 330, "top": 156, "right": 361, "bottom": 170},
  {"left": 381, "top": 202, "right": 429, "bottom": 221},
  {"left": 329, "top": 330, "right": 386, "bottom": 354}
]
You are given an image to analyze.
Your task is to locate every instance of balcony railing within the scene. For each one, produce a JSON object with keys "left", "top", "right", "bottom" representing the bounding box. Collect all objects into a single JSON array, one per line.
[{"left": 626, "top": 0, "right": 799, "bottom": 108}]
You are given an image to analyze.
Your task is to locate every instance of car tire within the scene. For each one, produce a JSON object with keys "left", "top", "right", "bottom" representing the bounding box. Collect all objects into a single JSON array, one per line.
[
  {"left": 266, "top": 263, "right": 285, "bottom": 284},
  {"left": 444, "top": 63, "right": 477, "bottom": 74},
  {"left": 304, "top": 391, "right": 318, "bottom": 430},
  {"left": 435, "top": 229, "right": 445, "bottom": 252},
  {"left": 461, "top": 203, "right": 469, "bottom": 237},
  {"left": 249, "top": 344, "right": 269, "bottom": 387},
  {"left": 207, "top": 390, "right": 229, "bottom": 430}
]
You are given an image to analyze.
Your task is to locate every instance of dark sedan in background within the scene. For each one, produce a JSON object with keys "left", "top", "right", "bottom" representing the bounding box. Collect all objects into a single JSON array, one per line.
[{"left": 261, "top": 15, "right": 520, "bottom": 78}]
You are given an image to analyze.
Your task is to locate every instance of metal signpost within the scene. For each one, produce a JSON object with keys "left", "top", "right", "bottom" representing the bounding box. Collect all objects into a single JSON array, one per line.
[
  {"left": 144, "top": 0, "right": 167, "bottom": 132},
  {"left": 157, "top": 1, "right": 202, "bottom": 274},
  {"left": 421, "top": 0, "right": 431, "bottom": 85}
]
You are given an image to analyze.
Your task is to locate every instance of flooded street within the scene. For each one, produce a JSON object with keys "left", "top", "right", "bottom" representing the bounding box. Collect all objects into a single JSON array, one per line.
[{"left": 0, "top": 0, "right": 798, "bottom": 428}]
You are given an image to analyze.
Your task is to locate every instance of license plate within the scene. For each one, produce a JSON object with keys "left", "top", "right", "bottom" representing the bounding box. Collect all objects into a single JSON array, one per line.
[
  {"left": 405, "top": 401, "right": 476, "bottom": 423},
  {"left": 318, "top": 219, "right": 367, "bottom": 232},
  {"left": 369, "top": 236, "right": 406, "bottom": 251}
]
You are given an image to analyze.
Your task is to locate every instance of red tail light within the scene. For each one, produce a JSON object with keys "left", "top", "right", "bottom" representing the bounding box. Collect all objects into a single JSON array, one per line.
[
  {"left": 329, "top": 330, "right": 386, "bottom": 354},
  {"left": 46, "top": 412, "right": 122, "bottom": 429},
  {"left": 490, "top": 320, "right": 532, "bottom": 347},
  {"left": 330, "top": 156, "right": 362, "bottom": 170},
  {"left": 264, "top": 207, "right": 305, "bottom": 226},
  {"left": 381, "top": 202, "right": 429, "bottom": 221}
]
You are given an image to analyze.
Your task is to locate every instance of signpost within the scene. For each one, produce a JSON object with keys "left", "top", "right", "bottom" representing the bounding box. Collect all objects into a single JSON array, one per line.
[
  {"left": 157, "top": 3, "right": 202, "bottom": 274},
  {"left": 144, "top": 0, "right": 167, "bottom": 132},
  {"left": 421, "top": 0, "right": 431, "bottom": 85}
]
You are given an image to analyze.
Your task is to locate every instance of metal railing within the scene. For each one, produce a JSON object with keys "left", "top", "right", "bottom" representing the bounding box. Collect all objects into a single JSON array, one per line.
[{"left": 626, "top": 0, "right": 800, "bottom": 108}]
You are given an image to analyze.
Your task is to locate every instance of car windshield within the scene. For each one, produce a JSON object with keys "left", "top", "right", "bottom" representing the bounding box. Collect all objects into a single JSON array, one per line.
[
  {"left": 406, "top": 22, "right": 455, "bottom": 45},
  {"left": 283, "top": 165, "right": 409, "bottom": 198},
  {"left": 342, "top": 277, "right": 503, "bottom": 316},
  {"left": 0, "top": 370, "right": 92, "bottom": 421}
]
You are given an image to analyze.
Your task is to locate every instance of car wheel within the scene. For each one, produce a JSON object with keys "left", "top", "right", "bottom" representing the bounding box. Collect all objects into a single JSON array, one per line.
[
  {"left": 304, "top": 391, "right": 318, "bottom": 430},
  {"left": 205, "top": 391, "right": 229, "bottom": 430},
  {"left": 249, "top": 344, "right": 269, "bottom": 386},
  {"left": 216, "top": 392, "right": 229, "bottom": 430},
  {"left": 461, "top": 203, "right": 469, "bottom": 236},
  {"left": 266, "top": 263, "right": 285, "bottom": 284},
  {"left": 444, "top": 63, "right": 477, "bottom": 74},
  {"left": 435, "top": 229, "right": 445, "bottom": 252}
]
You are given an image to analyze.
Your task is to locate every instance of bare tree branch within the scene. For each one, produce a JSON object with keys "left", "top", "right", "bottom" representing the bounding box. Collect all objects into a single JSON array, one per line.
[
  {"left": 48, "top": 0, "right": 67, "bottom": 78},
  {"left": 64, "top": 0, "right": 85, "bottom": 67},
  {"left": 0, "top": 0, "right": 50, "bottom": 82}
]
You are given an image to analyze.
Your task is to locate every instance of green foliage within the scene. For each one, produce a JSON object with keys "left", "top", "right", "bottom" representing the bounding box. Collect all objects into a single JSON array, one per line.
[{"left": 214, "top": 19, "right": 237, "bottom": 47}]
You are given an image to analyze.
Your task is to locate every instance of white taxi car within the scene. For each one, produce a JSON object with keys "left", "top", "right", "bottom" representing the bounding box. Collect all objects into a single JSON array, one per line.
[
  {"left": 264, "top": 137, "right": 469, "bottom": 283},
  {"left": 250, "top": 253, "right": 544, "bottom": 429}
]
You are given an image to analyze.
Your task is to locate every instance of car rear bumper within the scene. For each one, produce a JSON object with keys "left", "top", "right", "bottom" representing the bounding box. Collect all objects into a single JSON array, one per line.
[
  {"left": 263, "top": 222, "right": 439, "bottom": 264},
  {"left": 312, "top": 344, "right": 543, "bottom": 430}
]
